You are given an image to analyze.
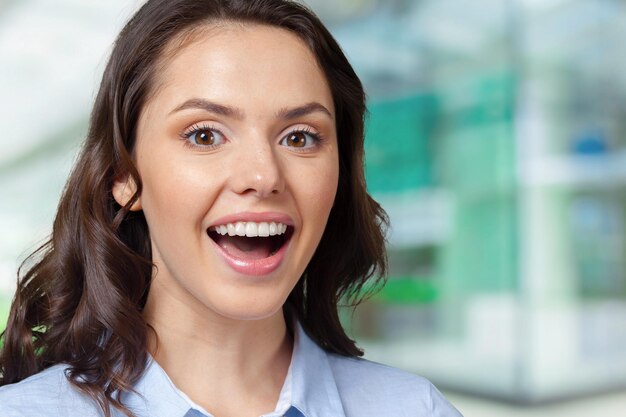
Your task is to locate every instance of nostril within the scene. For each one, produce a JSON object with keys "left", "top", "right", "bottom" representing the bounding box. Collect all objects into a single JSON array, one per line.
[{"left": 231, "top": 156, "right": 285, "bottom": 197}]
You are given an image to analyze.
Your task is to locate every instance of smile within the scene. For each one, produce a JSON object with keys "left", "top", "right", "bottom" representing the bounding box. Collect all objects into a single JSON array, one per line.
[
  {"left": 211, "top": 221, "right": 289, "bottom": 237},
  {"left": 207, "top": 218, "right": 294, "bottom": 276}
]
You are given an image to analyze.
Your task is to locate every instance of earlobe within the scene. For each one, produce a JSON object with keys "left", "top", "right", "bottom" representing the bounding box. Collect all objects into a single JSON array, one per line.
[{"left": 112, "top": 176, "right": 142, "bottom": 211}]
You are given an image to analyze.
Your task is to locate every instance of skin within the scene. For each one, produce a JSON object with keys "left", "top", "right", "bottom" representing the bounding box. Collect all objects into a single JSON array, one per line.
[{"left": 113, "top": 23, "right": 338, "bottom": 417}]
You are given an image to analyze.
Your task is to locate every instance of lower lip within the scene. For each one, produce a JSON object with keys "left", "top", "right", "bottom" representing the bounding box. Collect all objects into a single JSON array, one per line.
[{"left": 209, "top": 234, "right": 290, "bottom": 276}]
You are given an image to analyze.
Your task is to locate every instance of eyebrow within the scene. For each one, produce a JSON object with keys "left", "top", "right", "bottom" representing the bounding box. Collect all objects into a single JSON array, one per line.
[
  {"left": 276, "top": 102, "right": 333, "bottom": 120},
  {"left": 169, "top": 98, "right": 333, "bottom": 120},
  {"left": 169, "top": 98, "right": 244, "bottom": 119}
]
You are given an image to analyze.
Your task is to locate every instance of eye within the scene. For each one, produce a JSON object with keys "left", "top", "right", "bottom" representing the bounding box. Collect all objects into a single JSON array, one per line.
[
  {"left": 280, "top": 129, "right": 321, "bottom": 150},
  {"left": 183, "top": 124, "right": 227, "bottom": 148}
]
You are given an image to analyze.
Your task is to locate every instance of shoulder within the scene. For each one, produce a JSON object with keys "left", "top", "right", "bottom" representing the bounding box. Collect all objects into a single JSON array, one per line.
[
  {"left": 0, "top": 365, "right": 102, "bottom": 417},
  {"left": 326, "top": 353, "right": 463, "bottom": 417}
]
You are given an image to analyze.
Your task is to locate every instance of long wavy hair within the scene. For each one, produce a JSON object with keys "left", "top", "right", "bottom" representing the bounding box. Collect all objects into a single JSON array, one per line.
[{"left": 0, "top": 0, "right": 388, "bottom": 415}]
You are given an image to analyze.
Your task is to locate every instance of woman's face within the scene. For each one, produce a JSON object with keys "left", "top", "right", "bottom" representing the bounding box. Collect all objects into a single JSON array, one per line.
[{"left": 116, "top": 23, "right": 338, "bottom": 322}]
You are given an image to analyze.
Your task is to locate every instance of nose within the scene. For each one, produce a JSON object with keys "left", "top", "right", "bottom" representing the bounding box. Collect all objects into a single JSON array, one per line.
[{"left": 230, "top": 141, "right": 285, "bottom": 198}]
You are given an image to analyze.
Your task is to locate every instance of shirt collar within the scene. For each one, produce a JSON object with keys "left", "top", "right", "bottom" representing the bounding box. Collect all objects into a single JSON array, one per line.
[
  {"left": 286, "top": 319, "right": 346, "bottom": 417},
  {"left": 121, "top": 319, "right": 346, "bottom": 417}
]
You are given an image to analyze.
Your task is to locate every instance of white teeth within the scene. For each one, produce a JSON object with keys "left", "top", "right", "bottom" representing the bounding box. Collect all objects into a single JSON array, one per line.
[
  {"left": 211, "top": 221, "right": 289, "bottom": 237},
  {"left": 245, "top": 222, "right": 258, "bottom": 237}
]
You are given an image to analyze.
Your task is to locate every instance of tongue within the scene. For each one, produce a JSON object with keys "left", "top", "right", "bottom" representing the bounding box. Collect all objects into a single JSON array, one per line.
[{"left": 214, "top": 235, "right": 274, "bottom": 260}]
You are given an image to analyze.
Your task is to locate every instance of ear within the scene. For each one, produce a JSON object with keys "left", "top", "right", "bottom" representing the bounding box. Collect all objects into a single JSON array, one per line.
[{"left": 112, "top": 175, "right": 142, "bottom": 211}]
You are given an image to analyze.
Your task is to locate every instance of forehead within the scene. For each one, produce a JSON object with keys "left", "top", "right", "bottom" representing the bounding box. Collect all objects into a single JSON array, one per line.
[{"left": 144, "top": 22, "right": 334, "bottom": 117}]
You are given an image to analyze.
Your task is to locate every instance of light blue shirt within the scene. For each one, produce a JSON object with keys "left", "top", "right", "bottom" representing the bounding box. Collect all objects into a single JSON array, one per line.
[{"left": 0, "top": 320, "right": 462, "bottom": 417}]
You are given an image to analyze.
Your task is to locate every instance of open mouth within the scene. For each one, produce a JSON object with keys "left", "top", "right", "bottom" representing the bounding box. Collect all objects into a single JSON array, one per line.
[{"left": 208, "top": 221, "right": 294, "bottom": 261}]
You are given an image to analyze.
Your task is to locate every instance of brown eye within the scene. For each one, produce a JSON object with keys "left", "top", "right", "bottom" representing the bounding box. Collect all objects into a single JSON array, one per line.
[
  {"left": 185, "top": 126, "right": 226, "bottom": 148},
  {"left": 286, "top": 132, "right": 307, "bottom": 148},
  {"left": 195, "top": 129, "right": 215, "bottom": 145},
  {"left": 280, "top": 130, "right": 319, "bottom": 150}
]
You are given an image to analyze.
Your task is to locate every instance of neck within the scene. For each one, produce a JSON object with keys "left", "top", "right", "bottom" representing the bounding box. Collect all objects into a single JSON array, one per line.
[{"left": 142, "top": 282, "right": 293, "bottom": 417}]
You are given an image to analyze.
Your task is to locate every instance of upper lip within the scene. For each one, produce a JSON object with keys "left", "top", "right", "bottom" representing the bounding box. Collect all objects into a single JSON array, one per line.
[{"left": 208, "top": 212, "right": 295, "bottom": 228}]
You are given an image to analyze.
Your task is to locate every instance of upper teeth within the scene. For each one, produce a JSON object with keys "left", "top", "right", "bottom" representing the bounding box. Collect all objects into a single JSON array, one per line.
[{"left": 211, "top": 222, "right": 288, "bottom": 237}]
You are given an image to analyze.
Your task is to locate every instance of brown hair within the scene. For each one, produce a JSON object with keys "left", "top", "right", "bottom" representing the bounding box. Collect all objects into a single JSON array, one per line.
[{"left": 0, "top": 0, "right": 387, "bottom": 415}]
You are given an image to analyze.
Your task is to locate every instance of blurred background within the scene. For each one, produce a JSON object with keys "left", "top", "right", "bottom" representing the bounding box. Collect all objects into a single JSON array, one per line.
[{"left": 1, "top": 0, "right": 626, "bottom": 415}]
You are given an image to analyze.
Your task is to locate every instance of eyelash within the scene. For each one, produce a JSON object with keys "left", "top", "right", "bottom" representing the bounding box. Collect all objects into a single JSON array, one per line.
[
  {"left": 282, "top": 126, "right": 324, "bottom": 151},
  {"left": 180, "top": 123, "right": 225, "bottom": 150},
  {"left": 179, "top": 124, "right": 324, "bottom": 150}
]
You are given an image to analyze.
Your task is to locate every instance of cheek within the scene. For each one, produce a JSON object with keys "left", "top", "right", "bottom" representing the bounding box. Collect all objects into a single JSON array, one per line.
[
  {"left": 295, "top": 156, "right": 339, "bottom": 221},
  {"left": 137, "top": 152, "right": 225, "bottom": 229},
  {"left": 316, "top": 164, "right": 339, "bottom": 210}
]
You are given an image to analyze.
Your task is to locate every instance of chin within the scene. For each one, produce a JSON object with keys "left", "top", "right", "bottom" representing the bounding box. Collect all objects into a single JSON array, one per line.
[{"left": 211, "top": 296, "right": 287, "bottom": 322}]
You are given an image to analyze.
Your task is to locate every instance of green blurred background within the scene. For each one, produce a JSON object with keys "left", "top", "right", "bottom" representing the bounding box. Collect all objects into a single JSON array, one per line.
[{"left": 1, "top": 0, "right": 626, "bottom": 415}]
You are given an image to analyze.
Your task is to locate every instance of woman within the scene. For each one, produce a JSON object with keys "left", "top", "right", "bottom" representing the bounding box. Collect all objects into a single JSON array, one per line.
[{"left": 0, "top": 1, "right": 462, "bottom": 416}]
